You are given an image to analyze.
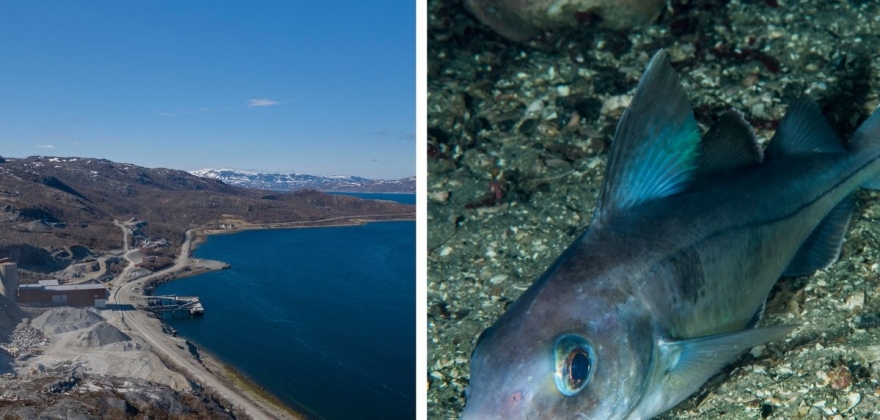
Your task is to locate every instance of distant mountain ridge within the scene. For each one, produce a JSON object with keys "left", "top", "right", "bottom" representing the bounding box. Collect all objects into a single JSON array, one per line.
[
  {"left": 0, "top": 156, "right": 415, "bottom": 259},
  {"left": 190, "top": 169, "right": 415, "bottom": 193}
]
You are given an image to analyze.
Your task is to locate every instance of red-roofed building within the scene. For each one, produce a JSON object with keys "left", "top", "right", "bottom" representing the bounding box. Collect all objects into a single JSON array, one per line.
[{"left": 18, "top": 283, "right": 108, "bottom": 307}]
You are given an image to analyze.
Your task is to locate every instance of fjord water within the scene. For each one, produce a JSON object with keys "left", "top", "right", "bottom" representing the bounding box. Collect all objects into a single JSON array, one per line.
[
  {"left": 326, "top": 192, "right": 416, "bottom": 205},
  {"left": 156, "top": 217, "right": 415, "bottom": 419}
]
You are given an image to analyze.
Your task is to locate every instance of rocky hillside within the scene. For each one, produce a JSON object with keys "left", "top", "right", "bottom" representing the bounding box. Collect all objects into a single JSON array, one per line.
[
  {"left": 190, "top": 169, "right": 416, "bottom": 193},
  {"left": 0, "top": 156, "right": 415, "bottom": 264},
  {"left": 0, "top": 373, "right": 240, "bottom": 420}
]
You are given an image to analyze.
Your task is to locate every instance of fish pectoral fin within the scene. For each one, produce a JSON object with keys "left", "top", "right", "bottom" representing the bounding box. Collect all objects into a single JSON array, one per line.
[
  {"left": 594, "top": 50, "right": 701, "bottom": 222},
  {"left": 782, "top": 195, "right": 854, "bottom": 277},
  {"left": 765, "top": 98, "right": 844, "bottom": 159},
  {"left": 635, "top": 325, "right": 796, "bottom": 418},
  {"left": 659, "top": 325, "right": 795, "bottom": 394}
]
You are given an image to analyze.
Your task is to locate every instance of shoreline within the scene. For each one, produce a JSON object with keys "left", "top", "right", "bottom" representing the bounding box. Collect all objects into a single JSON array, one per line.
[
  {"left": 189, "top": 215, "right": 416, "bottom": 251},
  {"left": 141, "top": 214, "right": 416, "bottom": 419}
]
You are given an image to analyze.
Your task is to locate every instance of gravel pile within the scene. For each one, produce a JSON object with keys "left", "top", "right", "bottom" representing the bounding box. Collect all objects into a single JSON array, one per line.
[
  {"left": 59, "top": 322, "right": 131, "bottom": 348},
  {"left": 9, "top": 325, "right": 45, "bottom": 350},
  {"left": 32, "top": 308, "right": 104, "bottom": 336}
]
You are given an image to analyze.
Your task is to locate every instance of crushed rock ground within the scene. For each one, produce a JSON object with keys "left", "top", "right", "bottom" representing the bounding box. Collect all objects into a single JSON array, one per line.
[{"left": 428, "top": 0, "right": 880, "bottom": 419}]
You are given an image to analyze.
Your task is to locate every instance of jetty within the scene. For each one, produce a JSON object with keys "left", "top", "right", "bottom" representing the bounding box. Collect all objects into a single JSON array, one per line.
[{"left": 143, "top": 295, "right": 204, "bottom": 316}]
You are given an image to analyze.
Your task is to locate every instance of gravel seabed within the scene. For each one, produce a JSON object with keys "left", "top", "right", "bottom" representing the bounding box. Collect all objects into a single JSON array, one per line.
[{"left": 428, "top": 0, "right": 880, "bottom": 419}]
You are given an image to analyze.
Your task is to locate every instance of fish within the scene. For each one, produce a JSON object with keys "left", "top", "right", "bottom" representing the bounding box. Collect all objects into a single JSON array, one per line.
[{"left": 460, "top": 50, "right": 880, "bottom": 420}]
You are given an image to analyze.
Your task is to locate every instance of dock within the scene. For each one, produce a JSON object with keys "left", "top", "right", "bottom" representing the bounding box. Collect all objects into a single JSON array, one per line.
[{"left": 143, "top": 295, "right": 204, "bottom": 316}]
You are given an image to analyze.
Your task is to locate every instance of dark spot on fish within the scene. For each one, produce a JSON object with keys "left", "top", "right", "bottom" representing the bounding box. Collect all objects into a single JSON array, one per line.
[{"left": 760, "top": 403, "right": 773, "bottom": 418}]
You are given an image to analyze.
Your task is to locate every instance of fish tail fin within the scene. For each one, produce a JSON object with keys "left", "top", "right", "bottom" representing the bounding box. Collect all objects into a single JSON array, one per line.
[{"left": 849, "top": 105, "right": 880, "bottom": 189}]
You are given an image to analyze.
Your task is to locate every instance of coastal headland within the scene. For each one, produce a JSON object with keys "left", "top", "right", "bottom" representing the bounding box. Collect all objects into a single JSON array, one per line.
[{"left": 0, "top": 155, "right": 415, "bottom": 419}]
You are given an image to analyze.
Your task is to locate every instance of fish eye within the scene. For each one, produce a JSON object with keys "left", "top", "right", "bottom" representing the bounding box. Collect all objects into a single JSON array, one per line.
[{"left": 553, "top": 334, "right": 594, "bottom": 396}]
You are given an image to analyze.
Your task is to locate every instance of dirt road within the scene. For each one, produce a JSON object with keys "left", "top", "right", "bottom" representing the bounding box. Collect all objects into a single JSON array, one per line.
[{"left": 108, "top": 224, "right": 294, "bottom": 420}]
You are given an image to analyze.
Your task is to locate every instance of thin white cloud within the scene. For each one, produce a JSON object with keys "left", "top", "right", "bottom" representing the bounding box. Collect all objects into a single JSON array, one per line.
[
  {"left": 157, "top": 111, "right": 192, "bottom": 117},
  {"left": 36, "top": 144, "right": 56, "bottom": 149},
  {"left": 248, "top": 98, "right": 280, "bottom": 107}
]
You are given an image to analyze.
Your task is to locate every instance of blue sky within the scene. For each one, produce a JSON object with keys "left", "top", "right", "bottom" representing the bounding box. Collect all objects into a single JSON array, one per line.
[{"left": 0, "top": 1, "right": 415, "bottom": 179}]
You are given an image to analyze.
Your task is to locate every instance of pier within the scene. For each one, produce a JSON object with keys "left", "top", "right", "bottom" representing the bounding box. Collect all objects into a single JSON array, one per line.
[{"left": 143, "top": 295, "right": 204, "bottom": 316}]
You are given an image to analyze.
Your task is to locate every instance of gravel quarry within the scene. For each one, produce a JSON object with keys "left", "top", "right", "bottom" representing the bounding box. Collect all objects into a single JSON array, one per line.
[{"left": 7, "top": 307, "right": 191, "bottom": 391}]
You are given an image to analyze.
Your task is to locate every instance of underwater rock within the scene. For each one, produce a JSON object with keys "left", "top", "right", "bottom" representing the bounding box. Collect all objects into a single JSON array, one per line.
[{"left": 465, "top": 0, "right": 665, "bottom": 41}]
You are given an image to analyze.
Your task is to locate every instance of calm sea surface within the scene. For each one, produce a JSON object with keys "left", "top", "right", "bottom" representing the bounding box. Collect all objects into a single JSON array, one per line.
[{"left": 156, "top": 208, "right": 415, "bottom": 419}]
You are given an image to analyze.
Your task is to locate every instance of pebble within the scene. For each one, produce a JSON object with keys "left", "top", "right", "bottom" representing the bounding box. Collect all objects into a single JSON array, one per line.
[
  {"left": 556, "top": 85, "right": 571, "bottom": 97},
  {"left": 845, "top": 291, "right": 864, "bottom": 311},
  {"left": 844, "top": 392, "right": 861, "bottom": 412},
  {"left": 489, "top": 274, "right": 508, "bottom": 285},
  {"left": 429, "top": 191, "right": 450, "bottom": 203}
]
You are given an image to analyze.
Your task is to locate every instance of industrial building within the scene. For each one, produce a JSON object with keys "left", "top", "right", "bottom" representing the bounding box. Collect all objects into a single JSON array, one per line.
[
  {"left": 0, "top": 260, "right": 108, "bottom": 307},
  {"left": 0, "top": 260, "right": 19, "bottom": 302},
  {"left": 18, "top": 281, "right": 108, "bottom": 307}
]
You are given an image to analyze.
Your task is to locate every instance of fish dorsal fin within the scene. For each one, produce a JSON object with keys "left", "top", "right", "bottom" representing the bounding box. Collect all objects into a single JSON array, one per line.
[
  {"left": 765, "top": 98, "right": 845, "bottom": 159},
  {"left": 850, "top": 103, "right": 880, "bottom": 153},
  {"left": 631, "top": 325, "right": 796, "bottom": 418},
  {"left": 782, "top": 194, "right": 854, "bottom": 277},
  {"left": 697, "top": 109, "right": 762, "bottom": 177},
  {"left": 595, "top": 50, "right": 701, "bottom": 222},
  {"left": 851, "top": 104, "right": 880, "bottom": 188}
]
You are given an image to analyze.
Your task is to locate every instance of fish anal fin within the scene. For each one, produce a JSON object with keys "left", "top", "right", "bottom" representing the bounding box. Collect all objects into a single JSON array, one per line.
[
  {"left": 595, "top": 50, "right": 701, "bottom": 222},
  {"left": 765, "top": 98, "right": 845, "bottom": 159},
  {"left": 697, "top": 109, "right": 762, "bottom": 178},
  {"left": 783, "top": 195, "right": 854, "bottom": 277}
]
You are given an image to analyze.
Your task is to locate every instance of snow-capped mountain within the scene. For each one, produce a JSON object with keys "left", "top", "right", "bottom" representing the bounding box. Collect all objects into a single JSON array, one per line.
[{"left": 190, "top": 169, "right": 415, "bottom": 193}]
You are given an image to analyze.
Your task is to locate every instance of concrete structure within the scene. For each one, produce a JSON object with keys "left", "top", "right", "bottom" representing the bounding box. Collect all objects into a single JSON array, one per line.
[
  {"left": 18, "top": 283, "right": 107, "bottom": 307},
  {"left": 143, "top": 295, "right": 204, "bottom": 316},
  {"left": 0, "top": 261, "right": 19, "bottom": 302}
]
